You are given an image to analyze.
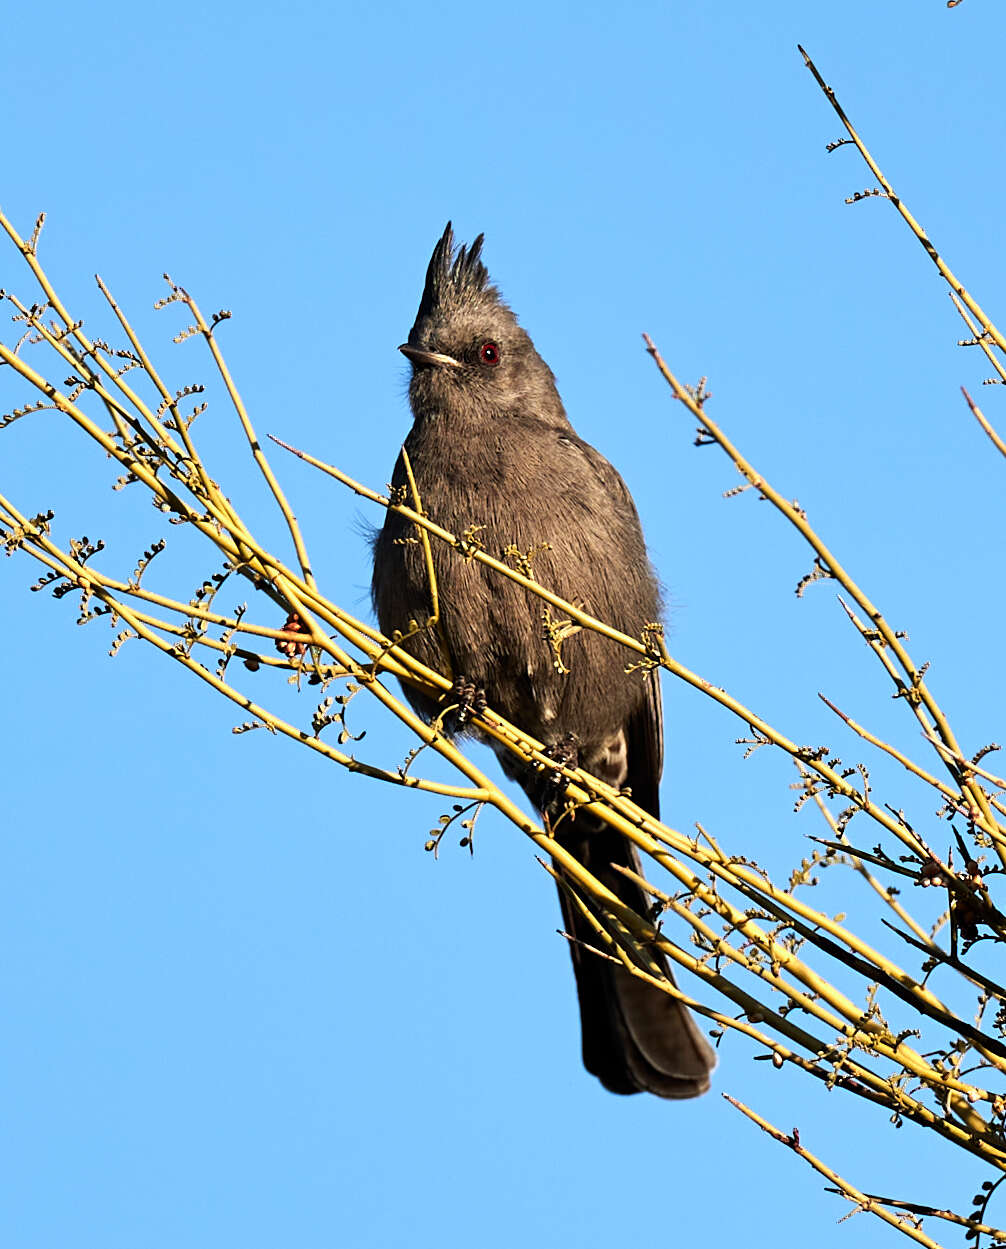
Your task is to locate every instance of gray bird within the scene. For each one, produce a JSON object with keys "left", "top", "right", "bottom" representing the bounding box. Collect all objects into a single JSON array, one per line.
[{"left": 372, "top": 224, "right": 715, "bottom": 1098}]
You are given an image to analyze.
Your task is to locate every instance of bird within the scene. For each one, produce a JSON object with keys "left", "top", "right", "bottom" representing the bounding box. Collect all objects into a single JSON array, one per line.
[{"left": 372, "top": 223, "right": 715, "bottom": 1098}]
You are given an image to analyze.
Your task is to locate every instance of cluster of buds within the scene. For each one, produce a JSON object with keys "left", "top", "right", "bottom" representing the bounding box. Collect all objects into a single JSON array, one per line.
[
  {"left": 917, "top": 857, "right": 948, "bottom": 888},
  {"left": 275, "top": 611, "right": 310, "bottom": 659}
]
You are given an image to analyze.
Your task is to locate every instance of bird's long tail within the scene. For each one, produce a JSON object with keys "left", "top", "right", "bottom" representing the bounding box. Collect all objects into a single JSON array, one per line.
[{"left": 555, "top": 818, "right": 715, "bottom": 1099}]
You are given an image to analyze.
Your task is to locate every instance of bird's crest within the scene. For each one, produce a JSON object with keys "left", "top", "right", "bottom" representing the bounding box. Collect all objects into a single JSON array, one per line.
[{"left": 415, "top": 222, "right": 497, "bottom": 323}]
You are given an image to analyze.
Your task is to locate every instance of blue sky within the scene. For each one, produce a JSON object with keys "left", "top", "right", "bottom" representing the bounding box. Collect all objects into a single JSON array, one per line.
[{"left": 2, "top": 3, "right": 1005, "bottom": 1246}]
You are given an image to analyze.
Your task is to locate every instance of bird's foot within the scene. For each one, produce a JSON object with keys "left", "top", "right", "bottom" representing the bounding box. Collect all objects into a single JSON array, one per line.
[
  {"left": 533, "top": 732, "right": 580, "bottom": 810},
  {"left": 444, "top": 675, "right": 487, "bottom": 734}
]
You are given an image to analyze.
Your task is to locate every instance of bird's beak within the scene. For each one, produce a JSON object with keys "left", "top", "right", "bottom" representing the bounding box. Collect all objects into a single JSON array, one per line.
[{"left": 398, "top": 343, "right": 462, "bottom": 369}]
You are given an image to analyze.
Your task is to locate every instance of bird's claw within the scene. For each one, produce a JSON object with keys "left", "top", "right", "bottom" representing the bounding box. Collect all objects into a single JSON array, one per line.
[
  {"left": 446, "top": 675, "right": 487, "bottom": 734},
  {"left": 538, "top": 731, "right": 580, "bottom": 803}
]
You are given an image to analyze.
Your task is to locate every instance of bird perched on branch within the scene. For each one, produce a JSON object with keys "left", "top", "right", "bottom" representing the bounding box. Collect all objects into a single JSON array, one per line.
[{"left": 372, "top": 223, "right": 714, "bottom": 1098}]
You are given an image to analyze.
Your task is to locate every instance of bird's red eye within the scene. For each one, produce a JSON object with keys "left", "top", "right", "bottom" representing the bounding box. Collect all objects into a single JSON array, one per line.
[{"left": 479, "top": 341, "right": 500, "bottom": 366}]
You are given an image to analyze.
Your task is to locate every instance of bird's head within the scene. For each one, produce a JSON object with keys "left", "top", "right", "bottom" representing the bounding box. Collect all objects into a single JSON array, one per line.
[{"left": 400, "top": 223, "right": 565, "bottom": 427}]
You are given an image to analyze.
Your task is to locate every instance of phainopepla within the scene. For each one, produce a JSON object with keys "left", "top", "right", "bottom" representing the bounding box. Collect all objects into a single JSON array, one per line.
[{"left": 372, "top": 224, "right": 715, "bottom": 1098}]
